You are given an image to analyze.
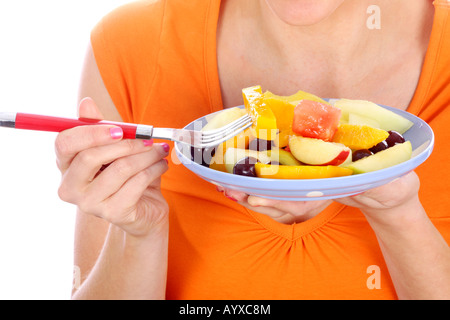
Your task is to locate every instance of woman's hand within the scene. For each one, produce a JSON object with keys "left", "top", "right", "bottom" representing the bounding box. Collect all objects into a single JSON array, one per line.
[
  {"left": 218, "top": 171, "right": 421, "bottom": 225},
  {"left": 56, "top": 98, "right": 170, "bottom": 237},
  {"left": 334, "top": 171, "right": 422, "bottom": 224},
  {"left": 217, "top": 186, "right": 332, "bottom": 224}
]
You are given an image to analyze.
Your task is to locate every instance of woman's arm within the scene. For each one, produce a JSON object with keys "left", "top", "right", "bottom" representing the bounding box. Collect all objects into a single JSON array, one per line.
[
  {"left": 61, "top": 43, "right": 169, "bottom": 299},
  {"left": 364, "top": 199, "right": 450, "bottom": 300},
  {"left": 73, "top": 221, "right": 168, "bottom": 300},
  {"left": 341, "top": 172, "right": 450, "bottom": 300}
]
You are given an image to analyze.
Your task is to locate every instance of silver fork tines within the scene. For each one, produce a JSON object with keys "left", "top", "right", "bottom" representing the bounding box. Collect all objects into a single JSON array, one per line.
[
  {"left": 149, "top": 114, "right": 252, "bottom": 148},
  {"left": 200, "top": 114, "right": 252, "bottom": 148}
]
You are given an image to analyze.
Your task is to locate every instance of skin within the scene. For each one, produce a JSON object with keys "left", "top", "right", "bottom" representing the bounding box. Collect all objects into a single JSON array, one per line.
[
  {"left": 57, "top": 0, "right": 450, "bottom": 299},
  {"left": 57, "top": 97, "right": 170, "bottom": 299}
]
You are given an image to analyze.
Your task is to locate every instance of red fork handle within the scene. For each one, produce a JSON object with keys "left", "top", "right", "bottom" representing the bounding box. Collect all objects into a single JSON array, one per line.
[{"left": 14, "top": 113, "right": 139, "bottom": 139}]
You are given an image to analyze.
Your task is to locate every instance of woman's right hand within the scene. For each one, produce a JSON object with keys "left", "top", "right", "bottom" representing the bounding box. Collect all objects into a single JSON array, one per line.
[{"left": 55, "top": 98, "right": 170, "bottom": 237}]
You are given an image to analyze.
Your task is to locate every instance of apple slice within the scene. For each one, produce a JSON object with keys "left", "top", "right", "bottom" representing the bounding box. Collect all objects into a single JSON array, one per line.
[
  {"left": 223, "top": 148, "right": 271, "bottom": 174},
  {"left": 345, "top": 141, "right": 412, "bottom": 174},
  {"left": 338, "top": 151, "right": 352, "bottom": 167},
  {"left": 334, "top": 99, "right": 413, "bottom": 134},
  {"left": 202, "top": 107, "right": 246, "bottom": 131},
  {"left": 289, "top": 136, "right": 351, "bottom": 166}
]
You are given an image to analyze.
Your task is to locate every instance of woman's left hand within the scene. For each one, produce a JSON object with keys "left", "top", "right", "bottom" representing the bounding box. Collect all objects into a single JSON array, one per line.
[
  {"left": 218, "top": 171, "right": 421, "bottom": 225},
  {"left": 334, "top": 171, "right": 421, "bottom": 221}
]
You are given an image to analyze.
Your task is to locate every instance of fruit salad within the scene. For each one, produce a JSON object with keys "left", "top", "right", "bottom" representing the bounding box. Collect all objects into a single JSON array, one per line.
[{"left": 195, "top": 85, "right": 414, "bottom": 179}]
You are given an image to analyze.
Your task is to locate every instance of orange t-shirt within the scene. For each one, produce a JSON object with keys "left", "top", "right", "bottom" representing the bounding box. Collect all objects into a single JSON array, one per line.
[{"left": 91, "top": 0, "right": 450, "bottom": 299}]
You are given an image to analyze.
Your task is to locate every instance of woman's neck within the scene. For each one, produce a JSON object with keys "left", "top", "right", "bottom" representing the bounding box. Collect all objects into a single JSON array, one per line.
[
  {"left": 254, "top": 0, "right": 373, "bottom": 65},
  {"left": 218, "top": 0, "right": 434, "bottom": 107}
]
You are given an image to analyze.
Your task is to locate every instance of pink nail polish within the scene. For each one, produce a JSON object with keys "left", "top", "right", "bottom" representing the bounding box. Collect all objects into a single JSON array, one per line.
[
  {"left": 143, "top": 139, "right": 153, "bottom": 147},
  {"left": 162, "top": 143, "right": 170, "bottom": 153},
  {"left": 110, "top": 127, "right": 123, "bottom": 139}
]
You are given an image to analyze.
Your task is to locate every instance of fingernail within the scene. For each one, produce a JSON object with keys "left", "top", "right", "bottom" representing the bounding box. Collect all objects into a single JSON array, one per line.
[
  {"left": 143, "top": 139, "right": 153, "bottom": 147},
  {"left": 110, "top": 127, "right": 123, "bottom": 139},
  {"left": 162, "top": 143, "right": 170, "bottom": 153}
]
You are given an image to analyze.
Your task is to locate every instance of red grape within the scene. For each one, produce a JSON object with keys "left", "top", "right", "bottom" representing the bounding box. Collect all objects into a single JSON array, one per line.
[
  {"left": 369, "top": 140, "right": 388, "bottom": 153},
  {"left": 249, "top": 139, "right": 274, "bottom": 152},
  {"left": 233, "top": 157, "right": 259, "bottom": 177},
  {"left": 352, "top": 149, "right": 373, "bottom": 162},
  {"left": 385, "top": 130, "right": 405, "bottom": 147}
]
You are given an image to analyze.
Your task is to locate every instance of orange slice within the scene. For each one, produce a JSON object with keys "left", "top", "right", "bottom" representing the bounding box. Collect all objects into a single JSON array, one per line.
[
  {"left": 261, "top": 92, "right": 294, "bottom": 148},
  {"left": 242, "top": 86, "right": 277, "bottom": 140},
  {"left": 332, "top": 124, "right": 389, "bottom": 149},
  {"left": 255, "top": 163, "right": 353, "bottom": 179}
]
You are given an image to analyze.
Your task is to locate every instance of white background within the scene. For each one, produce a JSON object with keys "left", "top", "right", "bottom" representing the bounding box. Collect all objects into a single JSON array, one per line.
[{"left": 0, "top": 0, "right": 132, "bottom": 299}]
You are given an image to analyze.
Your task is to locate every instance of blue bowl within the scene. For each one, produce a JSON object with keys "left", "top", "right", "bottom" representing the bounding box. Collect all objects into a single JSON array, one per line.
[{"left": 175, "top": 104, "right": 434, "bottom": 201}]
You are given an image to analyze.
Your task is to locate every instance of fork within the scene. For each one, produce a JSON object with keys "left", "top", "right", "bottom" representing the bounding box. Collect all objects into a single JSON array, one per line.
[{"left": 0, "top": 112, "right": 252, "bottom": 148}]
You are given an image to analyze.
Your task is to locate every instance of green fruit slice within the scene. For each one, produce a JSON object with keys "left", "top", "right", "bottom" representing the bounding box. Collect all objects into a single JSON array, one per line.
[
  {"left": 345, "top": 141, "right": 412, "bottom": 174},
  {"left": 334, "top": 99, "right": 413, "bottom": 134}
]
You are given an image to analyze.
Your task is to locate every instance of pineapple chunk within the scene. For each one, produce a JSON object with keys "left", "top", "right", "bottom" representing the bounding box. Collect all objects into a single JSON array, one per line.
[{"left": 242, "top": 86, "right": 277, "bottom": 140}]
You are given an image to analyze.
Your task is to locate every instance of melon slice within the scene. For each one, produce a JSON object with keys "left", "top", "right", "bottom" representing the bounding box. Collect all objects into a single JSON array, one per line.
[
  {"left": 334, "top": 99, "right": 413, "bottom": 134},
  {"left": 292, "top": 100, "right": 342, "bottom": 141},
  {"left": 345, "top": 141, "right": 412, "bottom": 174},
  {"left": 348, "top": 113, "right": 381, "bottom": 128},
  {"left": 266, "top": 149, "right": 301, "bottom": 166}
]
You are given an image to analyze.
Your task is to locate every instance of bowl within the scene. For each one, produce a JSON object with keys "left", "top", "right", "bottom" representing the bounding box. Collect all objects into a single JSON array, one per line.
[{"left": 175, "top": 104, "right": 434, "bottom": 201}]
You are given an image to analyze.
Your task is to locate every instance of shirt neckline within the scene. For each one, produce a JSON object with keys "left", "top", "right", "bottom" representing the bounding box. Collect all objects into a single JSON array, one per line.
[
  {"left": 244, "top": 202, "right": 347, "bottom": 241},
  {"left": 408, "top": 0, "right": 446, "bottom": 116}
]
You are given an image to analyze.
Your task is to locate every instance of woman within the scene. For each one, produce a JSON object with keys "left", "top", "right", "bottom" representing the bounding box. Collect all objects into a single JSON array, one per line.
[{"left": 57, "top": 0, "right": 450, "bottom": 299}]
